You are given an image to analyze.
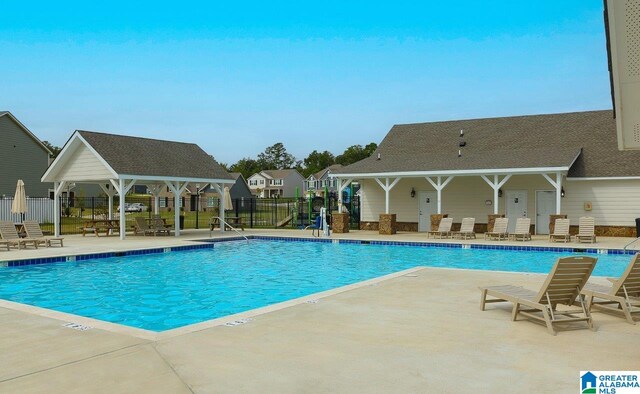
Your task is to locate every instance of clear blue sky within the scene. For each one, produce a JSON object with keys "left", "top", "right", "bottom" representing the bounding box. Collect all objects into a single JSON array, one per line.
[{"left": 0, "top": 1, "right": 611, "bottom": 165}]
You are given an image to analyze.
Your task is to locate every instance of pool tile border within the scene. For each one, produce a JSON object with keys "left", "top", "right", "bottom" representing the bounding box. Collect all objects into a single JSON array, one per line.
[{"left": 1, "top": 235, "right": 636, "bottom": 268}]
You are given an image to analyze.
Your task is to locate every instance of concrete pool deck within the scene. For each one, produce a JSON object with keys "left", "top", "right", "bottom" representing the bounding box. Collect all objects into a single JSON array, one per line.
[{"left": 0, "top": 230, "right": 639, "bottom": 392}]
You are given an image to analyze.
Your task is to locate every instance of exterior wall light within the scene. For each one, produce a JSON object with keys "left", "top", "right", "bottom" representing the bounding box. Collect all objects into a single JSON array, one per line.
[
  {"left": 410, "top": 188, "right": 416, "bottom": 198},
  {"left": 561, "top": 187, "right": 565, "bottom": 198}
]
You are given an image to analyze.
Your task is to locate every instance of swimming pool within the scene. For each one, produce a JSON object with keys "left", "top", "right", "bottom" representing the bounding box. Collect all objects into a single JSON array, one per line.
[{"left": 0, "top": 239, "right": 632, "bottom": 331}]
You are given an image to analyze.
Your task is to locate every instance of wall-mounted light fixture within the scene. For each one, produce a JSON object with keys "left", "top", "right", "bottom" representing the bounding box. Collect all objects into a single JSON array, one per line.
[
  {"left": 561, "top": 187, "right": 565, "bottom": 198},
  {"left": 498, "top": 189, "right": 503, "bottom": 198},
  {"left": 410, "top": 188, "right": 416, "bottom": 198}
]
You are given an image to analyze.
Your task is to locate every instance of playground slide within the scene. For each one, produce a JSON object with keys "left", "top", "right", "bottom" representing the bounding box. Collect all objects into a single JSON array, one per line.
[{"left": 276, "top": 213, "right": 293, "bottom": 228}]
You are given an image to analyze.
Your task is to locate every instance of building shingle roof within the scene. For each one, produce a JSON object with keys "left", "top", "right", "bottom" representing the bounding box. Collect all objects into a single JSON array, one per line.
[
  {"left": 313, "top": 164, "right": 343, "bottom": 180},
  {"left": 78, "top": 130, "right": 232, "bottom": 180},
  {"left": 261, "top": 169, "right": 302, "bottom": 179},
  {"left": 336, "top": 110, "right": 638, "bottom": 178}
]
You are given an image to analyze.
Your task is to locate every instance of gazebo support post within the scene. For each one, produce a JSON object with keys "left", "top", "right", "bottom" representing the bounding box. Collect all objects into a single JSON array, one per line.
[
  {"left": 374, "top": 177, "right": 401, "bottom": 214},
  {"left": 98, "top": 184, "right": 116, "bottom": 220},
  {"left": 119, "top": 179, "right": 126, "bottom": 240},
  {"left": 164, "top": 181, "right": 190, "bottom": 237},
  {"left": 211, "top": 183, "right": 225, "bottom": 233},
  {"left": 52, "top": 180, "right": 67, "bottom": 237}
]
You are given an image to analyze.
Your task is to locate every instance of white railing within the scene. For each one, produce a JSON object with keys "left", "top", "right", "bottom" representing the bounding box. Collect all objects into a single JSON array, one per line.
[
  {"left": 0, "top": 197, "right": 55, "bottom": 223},
  {"left": 210, "top": 216, "right": 249, "bottom": 242}
]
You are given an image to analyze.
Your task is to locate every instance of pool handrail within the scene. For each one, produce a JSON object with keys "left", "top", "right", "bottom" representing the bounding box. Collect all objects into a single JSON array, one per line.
[{"left": 210, "top": 216, "right": 250, "bottom": 243}]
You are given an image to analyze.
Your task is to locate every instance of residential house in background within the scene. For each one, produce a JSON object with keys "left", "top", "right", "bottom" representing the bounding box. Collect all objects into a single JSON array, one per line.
[
  {"left": 305, "top": 164, "right": 343, "bottom": 197},
  {"left": 333, "top": 110, "right": 640, "bottom": 236},
  {"left": 247, "top": 169, "right": 305, "bottom": 198},
  {"left": 156, "top": 172, "right": 253, "bottom": 212},
  {"left": 0, "top": 111, "right": 52, "bottom": 197}
]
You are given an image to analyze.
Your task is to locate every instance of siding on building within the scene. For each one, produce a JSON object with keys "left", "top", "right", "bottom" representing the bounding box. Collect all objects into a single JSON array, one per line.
[
  {"left": 0, "top": 116, "right": 51, "bottom": 197},
  {"left": 56, "top": 143, "right": 114, "bottom": 181},
  {"left": 360, "top": 176, "right": 640, "bottom": 228}
]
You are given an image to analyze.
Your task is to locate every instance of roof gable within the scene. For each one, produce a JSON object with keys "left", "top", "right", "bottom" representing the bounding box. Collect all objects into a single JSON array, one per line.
[{"left": 0, "top": 111, "right": 52, "bottom": 155}]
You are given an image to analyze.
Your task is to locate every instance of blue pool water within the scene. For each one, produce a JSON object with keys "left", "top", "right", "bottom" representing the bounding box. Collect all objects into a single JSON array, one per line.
[{"left": 0, "top": 240, "right": 632, "bottom": 331}]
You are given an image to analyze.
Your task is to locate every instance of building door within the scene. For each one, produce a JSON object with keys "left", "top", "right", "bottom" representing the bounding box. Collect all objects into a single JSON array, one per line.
[
  {"left": 190, "top": 195, "right": 198, "bottom": 212},
  {"left": 418, "top": 191, "right": 437, "bottom": 232},
  {"left": 535, "top": 191, "right": 556, "bottom": 235},
  {"left": 505, "top": 190, "right": 528, "bottom": 233}
]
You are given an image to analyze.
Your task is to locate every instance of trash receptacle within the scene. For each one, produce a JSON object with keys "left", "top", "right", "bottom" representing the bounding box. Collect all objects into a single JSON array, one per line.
[
  {"left": 635, "top": 218, "right": 640, "bottom": 237},
  {"left": 179, "top": 215, "right": 185, "bottom": 230}
]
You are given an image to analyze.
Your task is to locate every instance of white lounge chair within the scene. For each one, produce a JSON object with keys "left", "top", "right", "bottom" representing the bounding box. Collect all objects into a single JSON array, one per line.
[
  {"left": 428, "top": 217, "right": 453, "bottom": 239},
  {"left": 452, "top": 217, "right": 476, "bottom": 239},
  {"left": 576, "top": 217, "right": 596, "bottom": 243},
  {"left": 480, "top": 256, "right": 597, "bottom": 335},
  {"left": 550, "top": 218, "right": 571, "bottom": 243},
  {"left": 582, "top": 254, "right": 640, "bottom": 324},
  {"left": 510, "top": 218, "right": 531, "bottom": 241},
  {"left": 23, "top": 221, "right": 64, "bottom": 247},
  {"left": 485, "top": 218, "right": 509, "bottom": 241}
]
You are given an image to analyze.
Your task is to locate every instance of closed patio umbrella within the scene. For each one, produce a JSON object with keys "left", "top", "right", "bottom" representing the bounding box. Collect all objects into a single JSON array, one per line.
[
  {"left": 11, "top": 179, "right": 27, "bottom": 222},
  {"left": 223, "top": 186, "right": 233, "bottom": 212}
]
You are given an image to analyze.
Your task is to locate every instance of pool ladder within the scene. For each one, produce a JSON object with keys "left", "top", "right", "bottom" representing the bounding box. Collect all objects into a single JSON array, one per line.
[
  {"left": 211, "top": 216, "right": 250, "bottom": 243},
  {"left": 623, "top": 236, "right": 640, "bottom": 251}
]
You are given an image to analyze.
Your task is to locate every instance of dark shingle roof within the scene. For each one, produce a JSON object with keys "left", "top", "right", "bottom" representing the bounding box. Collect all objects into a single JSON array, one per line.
[
  {"left": 313, "top": 164, "right": 343, "bottom": 180},
  {"left": 78, "top": 130, "right": 232, "bottom": 180},
  {"left": 336, "top": 110, "right": 638, "bottom": 178},
  {"left": 261, "top": 169, "right": 302, "bottom": 179}
]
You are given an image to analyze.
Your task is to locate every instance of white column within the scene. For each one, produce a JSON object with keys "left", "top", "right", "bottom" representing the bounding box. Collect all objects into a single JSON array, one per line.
[
  {"left": 336, "top": 178, "right": 353, "bottom": 213},
  {"left": 53, "top": 181, "right": 60, "bottom": 237},
  {"left": 174, "top": 183, "right": 181, "bottom": 237},
  {"left": 425, "top": 176, "right": 455, "bottom": 214},
  {"left": 219, "top": 184, "right": 225, "bottom": 233},
  {"left": 555, "top": 172, "right": 562, "bottom": 214},
  {"left": 108, "top": 194, "right": 114, "bottom": 219},
  {"left": 374, "top": 177, "right": 402, "bottom": 215},
  {"left": 119, "top": 179, "right": 126, "bottom": 240},
  {"left": 154, "top": 194, "right": 160, "bottom": 215},
  {"left": 481, "top": 174, "right": 512, "bottom": 215},
  {"left": 493, "top": 175, "right": 499, "bottom": 215},
  {"left": 541, "top": 172, "right": 564, "bottom": 215}
]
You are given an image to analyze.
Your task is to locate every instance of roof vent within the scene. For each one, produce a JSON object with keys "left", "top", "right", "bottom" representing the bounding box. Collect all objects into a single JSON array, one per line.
[
  {"left": 459, "top": 141, "right": 466, "bottom": 147},
  {"left": 460, "top": 129, "right": 464, "bottom": 137},
  {"left": 376, "top": 153, "right": 381, "bottom": 160},
  {"left": 458, "top": 149, "right": 462, "bottom": 158}
]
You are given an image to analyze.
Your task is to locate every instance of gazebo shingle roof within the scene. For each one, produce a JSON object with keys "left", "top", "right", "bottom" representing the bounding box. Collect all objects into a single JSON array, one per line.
[
  {"left": 336, "top": 110, "right": 640, "bottom": 178},
  {"left": 78, "top": 130, "right": 232, "bottom": 180}
]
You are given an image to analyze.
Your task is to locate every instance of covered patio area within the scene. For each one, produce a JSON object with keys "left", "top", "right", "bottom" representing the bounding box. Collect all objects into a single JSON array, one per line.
[{"left": 41, "top": 130, "right": 234, "bottom": 239}]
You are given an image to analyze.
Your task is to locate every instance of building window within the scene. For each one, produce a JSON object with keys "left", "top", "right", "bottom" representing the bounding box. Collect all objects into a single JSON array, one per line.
[
  {"left": 259, "top": 179, "right": 264, "bottom": 185},
  {"left": 207, "top": 197, "right": 216, "bottom": 207},
  {"left": 160, "top": 198, "right": 167, "bottom": 208}
]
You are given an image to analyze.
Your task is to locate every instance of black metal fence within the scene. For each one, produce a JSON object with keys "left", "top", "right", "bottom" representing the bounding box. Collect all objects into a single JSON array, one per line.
[{"left": 1, "top": 194, "right": 360, "bottom": 235}]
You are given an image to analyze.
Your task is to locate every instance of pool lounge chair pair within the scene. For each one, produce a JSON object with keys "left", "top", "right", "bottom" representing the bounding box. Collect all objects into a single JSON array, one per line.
[
  {"left": 134, "top": 217, "right": 171, "bottom": 236},
  {"left": 0, "top": 221, "right": 63, "bottom": 249},
  {"left": 549, "top": 217, "right": 597, "bottom": 243},
  {"left": 480, "top": 254, "right": 640, "bottom": 334}
]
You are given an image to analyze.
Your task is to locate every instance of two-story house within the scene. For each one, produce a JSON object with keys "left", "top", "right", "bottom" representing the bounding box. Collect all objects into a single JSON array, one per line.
[
  {"left": 305, "top": 164, "right": 343, "bottom": 197},
  {"left": 247, "top": 169, "right": 305, "bottom": 198},
  {"left": 0, "top": 111, "right": 52, "bottom": 197}
]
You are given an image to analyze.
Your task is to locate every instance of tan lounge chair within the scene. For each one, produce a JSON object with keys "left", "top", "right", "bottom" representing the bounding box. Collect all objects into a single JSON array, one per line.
[
  {"left": 0, "top": 240, "right": 9, "bottom": 251},
  {"left": 152, "top": 216, "right": 172, "bottom": 236},
  {"left": 576, "top": 217, "right": 596, "bottom": 244},
  {"left": 582, "top": 254, "right": 640, "bottom": 324},
  {"left": 452, "top": 217, "right": 476, "bottom": 239},
  {"left": 480, "top": 256, "right": 597, "bottom": 335},
  {"left": 0, "top": 221, "right": 39, "bottom": 249},
  {"left": 23, "top": 221, "right": 64, "bottom": 247},
  {"left": 134, "top": 217, "right": 157, "bottom": 236},
  {"left": 509, "top": 218, "right": 531, "bottom": 241},
  {"left": 484, "top": 217, "right": 509, "bottom": 241},
  {"left": 550, "top": 218, "right": 571, "bottom": 243},
  {"left": 428, "top": 217, "right": 453, "bottom": 239}
]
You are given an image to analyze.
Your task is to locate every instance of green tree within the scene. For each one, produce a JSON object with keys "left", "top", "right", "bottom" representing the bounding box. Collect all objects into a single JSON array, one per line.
[
  {"left": 303, "top": 150, "right": 335, "bottom": 177},
  {"left": 229, "top": 157, "right": 262, "bottom": 180},
  {"left": 335, "top": 142, "right": 378, "bottom": 166},
  {"left": 42, "top": 140, "right": 62, "bottom": 158},
  {"left": 257, "top": 142, "right": 296, "bottom": 170}
]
